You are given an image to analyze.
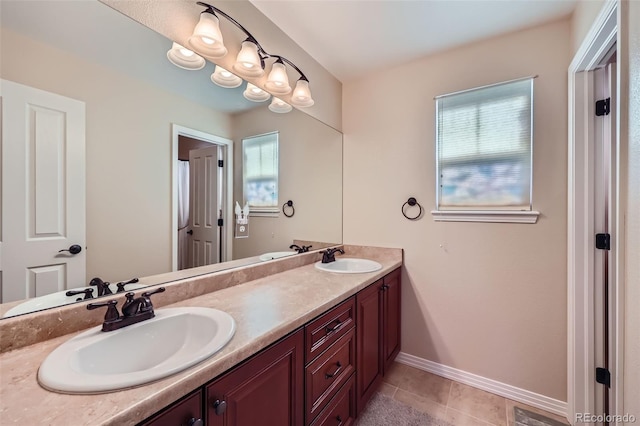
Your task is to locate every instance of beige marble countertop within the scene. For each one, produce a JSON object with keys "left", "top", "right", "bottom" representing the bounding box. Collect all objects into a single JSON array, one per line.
[{"left": 0, "top": 247, "right": 402, "bottom": 425}]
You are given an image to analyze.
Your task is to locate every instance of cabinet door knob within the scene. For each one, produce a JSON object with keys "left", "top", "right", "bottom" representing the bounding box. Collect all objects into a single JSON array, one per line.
[
  {"left": 188, "top": 418, "right": 203, "bottom": 426},
  {"left": 381, "top": 284, "right": 389, "bottom": 291},
  {"left": 336, "top": 415, "right": 343, "bottom": 425},
  {"left": 213, "top": 399, "right": 227, "bottom": 416}
]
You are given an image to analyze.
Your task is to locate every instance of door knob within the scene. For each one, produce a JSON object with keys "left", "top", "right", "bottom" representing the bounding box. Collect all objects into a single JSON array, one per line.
[
  {"left": 187, "top": 230, "right": 193, "bottom": 235},
  {"left": 58, "top": 244, "right": 82, "bottom": 255}
]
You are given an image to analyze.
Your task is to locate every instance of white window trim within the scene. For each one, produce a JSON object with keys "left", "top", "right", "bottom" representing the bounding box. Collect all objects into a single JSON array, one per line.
[
  {"left": 242, "top": 131, "right": 279, "bottom": 215},
  {"left": 430, "top": 210, "right": 539, "bottom": 223}
]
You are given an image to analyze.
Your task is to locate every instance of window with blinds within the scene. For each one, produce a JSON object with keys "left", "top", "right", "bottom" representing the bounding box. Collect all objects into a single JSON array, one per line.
[
  {"left": 242, "top": 132, "right": 279, "bottom": 213},
  {"left": 436, "top": 78, "right": 533, "bottom": 210}
]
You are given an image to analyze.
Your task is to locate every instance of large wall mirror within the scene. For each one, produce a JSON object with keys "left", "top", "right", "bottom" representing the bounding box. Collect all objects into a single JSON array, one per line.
[{"left": 0, "top": 0, "right": 343, "bottom": 318}]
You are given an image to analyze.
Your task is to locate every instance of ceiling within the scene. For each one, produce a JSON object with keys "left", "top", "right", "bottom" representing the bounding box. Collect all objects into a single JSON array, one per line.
[{"left": 250, "top": 0, "right": 578, "bottom": 82}]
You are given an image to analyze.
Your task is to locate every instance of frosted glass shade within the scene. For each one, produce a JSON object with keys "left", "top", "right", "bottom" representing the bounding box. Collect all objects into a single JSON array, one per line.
[
  {"left": 187, "top": 12, "right": 227, "bottom": 58},
  {"left": 166, "top": 43, "right": 206, "bottom": 70},
  {"left": 290, "top": 79, "right": 314, "bottom": 107},
  {"left": 264, "top": 61, "right": 291, "bottom": 95},
  {"left": 211, "top": 66, "right": 243, "bottom": 88},
  {"left": 268, "top": 97, "right": 292, "bottom": 113},
  {"left": 243, "top": 83, "right": 271, "bottom": 102},
  {"left": 232, "top": 41, "right": 264, "bottom": 78}
]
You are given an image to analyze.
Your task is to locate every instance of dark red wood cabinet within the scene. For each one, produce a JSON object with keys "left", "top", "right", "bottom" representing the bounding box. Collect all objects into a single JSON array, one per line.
[
  {"left": 138, "top": 389, "right": 203, "bottom": 426},
  {"left": 355, "top": 268, "right": 402, "bottom": 415},
  {"left": 206, "top": 330, "right": 304, "bottom": 426},
  {"left": 139, "top": 268, "right": 401, "bottom": 426}
]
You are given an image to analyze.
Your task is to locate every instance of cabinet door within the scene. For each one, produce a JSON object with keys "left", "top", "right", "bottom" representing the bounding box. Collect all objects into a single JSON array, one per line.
[
  {"left": 138, "top": 389, "right": 203, "bottom": 426},
  {"left": 355, "top": 278, "right": 383, "bottom": 415},
  {"left": 206, "top": 330, "right": 304, "bottom": 426},
  {"left": 382, "top": 268, "right": 401, "bottom": 373}
]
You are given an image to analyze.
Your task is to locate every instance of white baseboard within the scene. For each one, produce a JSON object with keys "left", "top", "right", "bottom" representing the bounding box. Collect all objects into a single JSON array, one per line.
[{"left": 395, "top": 352, "right": 568, "bottom": 418}]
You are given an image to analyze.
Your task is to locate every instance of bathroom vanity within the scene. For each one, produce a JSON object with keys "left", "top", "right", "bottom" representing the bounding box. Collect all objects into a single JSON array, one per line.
[
  {"left": 0, "top": 246, "right": 402, "bottom": 425},
  {"left": 140, "top": 268, "right": 401, "bottom": 426}
]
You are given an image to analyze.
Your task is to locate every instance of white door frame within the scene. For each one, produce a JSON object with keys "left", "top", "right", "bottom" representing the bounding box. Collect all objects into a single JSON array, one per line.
[
  {"left": 567, "top": 1, "right": 624, "bottom": 423},
  {"left": 171, "top": 124, "right": 233, "bottom": 271}
]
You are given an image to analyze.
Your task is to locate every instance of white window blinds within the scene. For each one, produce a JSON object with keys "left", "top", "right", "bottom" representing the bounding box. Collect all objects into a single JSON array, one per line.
[
  {"left": 436, "top": 78, "right": 533, "bottom": 210},
  {"left": 242, "top": 132, "right": 279, "bottom": 212}
]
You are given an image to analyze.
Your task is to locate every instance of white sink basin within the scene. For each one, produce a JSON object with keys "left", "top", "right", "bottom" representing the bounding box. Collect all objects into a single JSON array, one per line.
[
  {"left": 38, "top": 307, "right": 235, "bottom": 393},
  {"left": 314, "top": 258, "right": 383, "bottom": 274},
  {"left": 3, "top": 283, "right": 146, "bottom": 318},
  {"left": 259, "top": 251, "right": 297, "bottom": 261}
]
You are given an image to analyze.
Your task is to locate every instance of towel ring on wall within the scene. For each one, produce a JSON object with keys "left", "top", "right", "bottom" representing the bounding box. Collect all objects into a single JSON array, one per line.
[
  {"left": 282, "top": 200, "right": 295, "bottom": 218},
  {"left": 402, "top": 197, "right": 423, "bottom": 220}
]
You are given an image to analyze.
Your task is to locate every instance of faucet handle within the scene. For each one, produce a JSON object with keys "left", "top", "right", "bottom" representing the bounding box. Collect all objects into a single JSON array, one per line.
[
  {"left": 66, "top": 288, "right": 94, "bottom": 301},
  {"left": 87, "top": 299, "right": 120, "bottom": 322},
  {"left": 116, "top": 278, "right": 139, "bottom": 293},
  {"left": 141, "top": 287, "right": 166, "bottom": 298}
]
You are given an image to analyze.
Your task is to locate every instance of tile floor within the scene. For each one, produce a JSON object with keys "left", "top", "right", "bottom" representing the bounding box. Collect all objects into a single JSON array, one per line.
[{"left": 380, "top": 362, "right": 570, "bottom": 426}]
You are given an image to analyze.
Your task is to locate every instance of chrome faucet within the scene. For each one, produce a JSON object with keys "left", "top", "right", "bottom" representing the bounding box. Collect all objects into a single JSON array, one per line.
[
  {"left": 87, "top": 287, "right": 166, "bottom": 332},
  {"left": 321, "top": 247, "right": 345, "bottom": 263},
  {"left": 290, "top": 244, "right": 312, "bottom": 253}
]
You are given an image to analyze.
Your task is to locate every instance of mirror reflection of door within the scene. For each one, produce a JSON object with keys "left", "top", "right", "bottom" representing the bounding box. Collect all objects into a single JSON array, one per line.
[
  {"left": 0, "top": 80, "right": 86, "bottom": 302},
  {"left": 177, "top": 136, "right": 224, "bottom": 270}
]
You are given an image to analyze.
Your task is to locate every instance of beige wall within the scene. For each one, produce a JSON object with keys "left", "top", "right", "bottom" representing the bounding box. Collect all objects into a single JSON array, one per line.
[
  {"left": 1, "top": 28, "right": 232, "bottom": 282},
  {"left": 231, "top": 107, "right": 342, "bottom": 259},
  {"left": 621, "top": 0, "right": 640, "bottom": 418},
  {"left": 343, "top": 19, "right": 571, "bottom": 400},
  {"left": 571, "top": 0, "right": 606, "bottom": 55}
]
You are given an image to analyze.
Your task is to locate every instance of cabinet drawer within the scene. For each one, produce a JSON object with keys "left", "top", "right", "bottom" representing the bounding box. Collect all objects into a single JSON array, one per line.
[
  {"left": 306, "top": 328, "right": 355, "bottom": 422},
  {"left": 305, "top": 297, "right": 355, "bottom": 363},
  {"left": 138, "top": 389, "right": 203, "bottom": 426},
  {"left": 310, "top": 375, "right": 355, "bottom": 426}
]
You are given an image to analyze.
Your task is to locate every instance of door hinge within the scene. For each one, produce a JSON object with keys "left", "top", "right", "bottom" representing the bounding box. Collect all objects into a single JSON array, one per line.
[
  {"left": 595, "top": 98, "right": 610, "bottom": 116},
  {"left": 217, "top": 218, "right": 223, "bottom": 227},
  {"left": 218, "top": 159, "right": 224, "bottom": 167},
  {"left": 595, "top": 233, "right": 611, "bottom": 250},
  {"left": 596, "top": 367, "right": 611, "bottom": 387}
]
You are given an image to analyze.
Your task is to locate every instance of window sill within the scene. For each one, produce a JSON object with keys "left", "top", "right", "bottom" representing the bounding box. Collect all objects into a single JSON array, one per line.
[
  {"left": 249, "top": 211, "right": 279, "bottom": 218},
  {"left": 430, "top": 210, "right": 540, "bottom": 224}
]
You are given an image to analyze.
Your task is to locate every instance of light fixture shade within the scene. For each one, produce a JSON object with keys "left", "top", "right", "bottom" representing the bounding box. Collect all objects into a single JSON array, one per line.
[
  {"left": 187, "top": 11, "right": 227, "bottom": 58},
  {"left": 232, "top": 40, "right": 264, "bottom": 78},
  {"left": 290, "top": 79, "right": 315, "bottom": 107},
  {"left": 211, "top": 66, "right": 243, "bottom": 88},
  {"left": 264, "top": 61, "right": 291, "bottom": 95},
  {"left": 243, "top": 83, "right": 271, "bottom": 102},
  {"left": 166, "top": 42, "right": 206, "bottom": 70},
  {"left": 268, "top": 97, "right": 292, "bottom": 113}
]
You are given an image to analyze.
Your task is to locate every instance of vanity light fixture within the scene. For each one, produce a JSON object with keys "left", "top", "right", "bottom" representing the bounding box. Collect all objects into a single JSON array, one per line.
[
  {"left": 243, "top": 83, "right": 271, "bottom": 102},
  {"left": 268, "top": 97, "right": 292, "bottom": 114},
  {"left": 179, "top": 1, "right": 314, "bottom": 111},
  {"left": 166, "top": 42, "right": 206, "bottom": 70},
  {"left": 211, "top": 66, "right": 243, "bottom": 88}
]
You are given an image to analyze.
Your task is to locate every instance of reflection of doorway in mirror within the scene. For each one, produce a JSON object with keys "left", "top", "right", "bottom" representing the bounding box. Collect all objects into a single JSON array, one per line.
[
  {"left": 172, "top": 125, "right": 233, "bottom": 272},
  {"left": 0, "top": 80, "right": 86, "bottom": 302}
]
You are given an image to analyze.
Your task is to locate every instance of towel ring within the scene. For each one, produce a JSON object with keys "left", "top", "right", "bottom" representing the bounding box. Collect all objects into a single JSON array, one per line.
[
  {"left": 282, "top": 200, "right": 295, "bottom": 218},
  {"left": 402, "top": 197, "right": 422, "bottom": 220}
]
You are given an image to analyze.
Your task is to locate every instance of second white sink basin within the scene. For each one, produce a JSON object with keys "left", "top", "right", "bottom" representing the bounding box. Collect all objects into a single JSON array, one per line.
[
  {"left": 259, "top": 251, "right": 297, "bottom": 261},
  {"left": 314, "top": 258, "right": 383, "bottom": 274},
  {"left": 38, "top": 307, "right": 235, "bottom": 393}
]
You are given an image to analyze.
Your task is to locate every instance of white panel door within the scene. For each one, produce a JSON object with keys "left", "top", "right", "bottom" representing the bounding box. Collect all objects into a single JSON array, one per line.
[
  {"left": 188, "top": 145, "right": 220, "bottom": 268},
  {"left": 1, "top": 80, "right": 86, "bottom": 303}
]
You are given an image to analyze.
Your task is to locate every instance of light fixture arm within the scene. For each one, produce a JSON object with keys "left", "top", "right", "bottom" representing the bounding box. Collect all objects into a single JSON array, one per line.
[{"left": 195, "top": 1, "right": 309, "bottom": 81}]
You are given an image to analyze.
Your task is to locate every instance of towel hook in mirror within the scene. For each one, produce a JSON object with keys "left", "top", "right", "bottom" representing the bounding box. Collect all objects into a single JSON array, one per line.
[
  {"left": 402, "top": 197, "right": 423, "bottom": 220},
  {"left": 282, "top": 200, "right": 295, "bottom": 218}
]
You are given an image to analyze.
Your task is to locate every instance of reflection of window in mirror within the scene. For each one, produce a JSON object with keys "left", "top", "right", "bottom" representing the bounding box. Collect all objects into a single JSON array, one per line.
[{"left": 242, "top": 132, "right": 279, "bottom": 215}]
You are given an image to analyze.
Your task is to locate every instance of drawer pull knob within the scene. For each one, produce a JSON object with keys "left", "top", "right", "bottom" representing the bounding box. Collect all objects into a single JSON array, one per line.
[
  {"left": 325, "top": 319, "right": 342, "bottom": 333},
  {"left": 213, "top": 399, "right": 227, "bottom": 416},
  {"left": 336, "top": 415, "right": 343, "bottom": 425},
  {"left": 188, "top": 418, "right": 204, "bottom": 426},
  {"left": 325, "top": 361, "right": 342, "bottom": 379}
]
